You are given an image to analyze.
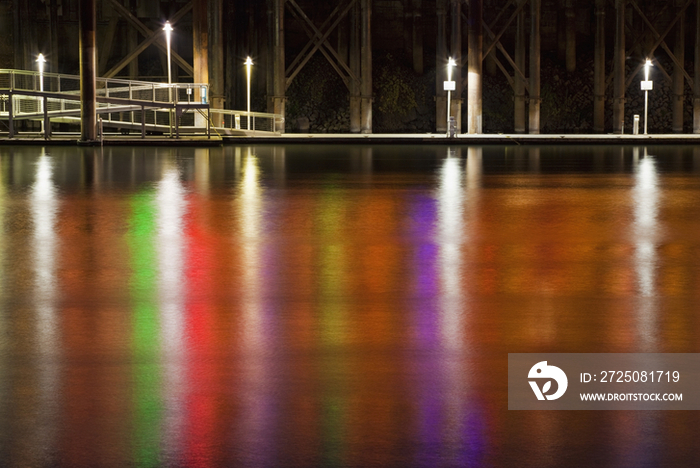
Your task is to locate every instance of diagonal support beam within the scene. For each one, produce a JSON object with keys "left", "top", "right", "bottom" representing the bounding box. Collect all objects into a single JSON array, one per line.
[
  {"left": 627, "top": 0, "right": 693, "bottom": 88},
  {"left": 483, "top": 22, "right": 529, "bottom": 93},
  {"left": 486, "top": 0, "right": 516, "bottom": 34},
  {"left": 99, "top": 16, "right": 119, "bottom": 75},
  {"left": 286, "top": 0, "right": 357, "bottom": 88},
  {"left": 286, "top": 0, "right": 348, "bottom": 75},
  {"left": 460, "top": 0, "right": 519, "bottom": 67},
  {"left": 482, "top": 0, "right": 527, "bottom": 62},
  {"left": 286, "top": 1, "right": 344, "bottom": 74},
  {"left": 605, "top": 2, "right": 675, "bottom": 90},
  {"left": 288, "top": 6, "right": 350, "bottom": 89},
  {"left": 104, "top": 0, "right": 193, "bottom": 78},
  {"left": 490, "top": 51, "right": 515, "bottom": 90},
  {"left": 287, "top": 0, "right": 359, "bottom": 89}
]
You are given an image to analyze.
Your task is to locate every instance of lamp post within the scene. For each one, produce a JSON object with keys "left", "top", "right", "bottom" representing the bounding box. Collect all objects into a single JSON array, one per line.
[
  {"left": 446, "top": 57, "right": 456, "bottom": 136},
  {"left": 163, "top": 21, "right": 173, "bottom": 136},
  {"left": 641, "top": 59, "right": 653, "bottom": 135},
  {"left": 163, "top": 22, "right": 173, "bottom": 86},
  {"left": 245, "top": 56, "right": 253, "bottom": 130},
  {"left": 36, "top": 53, "right": 46, "bottom": 135}
]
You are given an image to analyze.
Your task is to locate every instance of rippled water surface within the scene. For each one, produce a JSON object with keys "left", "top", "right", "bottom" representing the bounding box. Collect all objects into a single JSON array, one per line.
[{"left": 1, "top": 144, "right": 700, "bottom": 467}]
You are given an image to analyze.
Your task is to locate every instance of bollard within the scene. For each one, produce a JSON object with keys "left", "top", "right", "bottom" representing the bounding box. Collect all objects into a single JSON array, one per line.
[
  {"left": 633, "top": 115, "right": 640, "bottom": 135},
  {"left": 448, "top": 116, "right": 457, "bottom": 138},
  {"left": 235, "top": 114, "right": 240, "bottom": 130}
]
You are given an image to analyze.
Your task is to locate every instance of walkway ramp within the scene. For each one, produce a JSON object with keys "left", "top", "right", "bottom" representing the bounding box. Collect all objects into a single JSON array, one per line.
[{"left": 1, "top": 69, "right": 283, "bottom": 140}]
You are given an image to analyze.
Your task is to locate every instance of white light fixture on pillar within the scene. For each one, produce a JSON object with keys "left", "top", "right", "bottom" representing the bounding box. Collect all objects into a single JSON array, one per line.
[
  {"left": 36, "top": 53, "right": 47, "bottom": 135},
  {"left": 36, "top": 53, "right": 46, "bottom": 89},
  {"left": 445, "top": 57, "right": 456, "bottom": 136},
  {"left": 164, "top": 21, "right": 174, "bottom": 137},
  {"left": 163, "top": 22, "right": 173, "bottom": 86},
  {"left": 641, "top": 59, "right": 653, "bottom": 135},
  {"left": 245, "top": 56, "right": 253, "bottom": 130}
]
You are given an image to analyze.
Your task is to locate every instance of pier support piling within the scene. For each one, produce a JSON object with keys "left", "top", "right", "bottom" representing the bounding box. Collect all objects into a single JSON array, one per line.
[
  {"left": 210, "top": 0, "right": 225, "bottom": 110},
  {"left": 673, "top": 2, "right": 685, "bottom": 133},
  {"left": 350, "top": 1, "right": 361, "bottom": 133},
  {"left": 271, "top": 0, "right": 285, "bottom": 131},
  {"left": 412, "top": 0, "right": 423, "bottom": 74},
  {"left": 695, "top": 0, "right": 700, "bottom": 133},
  {"left": 360, "top": 0, "right": 372, "bottom": 133},
  {"left": 529, "top": 0, "right": 541, "bottom": 134},
  {"left": 514, "top": 0, "right": 526, "bottom": 133},
  {"left": 79, "top": 0, "right": 97, "bottom": 143},
  {"left": 613, "top": 0, "right": 625, "bottom": 134},
  {"left": 450, "top": 0, "right": 462, "bottom": 133},
  {"left": 594, "top": 0, "right": 605, "bottom": 133},
  {"left": 436, "top": 0, "right": 447, "bottom": 133},
  {"left": 467, "top": 0, "right": 482, "bottom": 134},
  {"left": 565, "top": 0, "right": 576, "bottom": 72}
]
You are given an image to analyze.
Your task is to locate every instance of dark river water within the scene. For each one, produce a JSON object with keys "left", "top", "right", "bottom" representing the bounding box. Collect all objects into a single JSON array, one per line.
[{"left": 0, "top": 144, "right": 699, "bottom": 467}]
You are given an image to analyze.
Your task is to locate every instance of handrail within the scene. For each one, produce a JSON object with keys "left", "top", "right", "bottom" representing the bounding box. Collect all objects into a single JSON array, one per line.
[
  {"left": 0, "top": 68, "right": 208, "bottom": 92},
  {"left": 1, "top": 68, "right": 283, "bottom": 137}
]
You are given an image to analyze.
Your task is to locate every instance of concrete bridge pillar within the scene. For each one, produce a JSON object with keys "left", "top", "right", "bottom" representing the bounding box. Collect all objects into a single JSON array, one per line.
[
  {"left": 673, "top": 1, "right": 685, "bottom": 133},
  {"left": 613, "top": 0, "right": 626, "bottom": 134},
  {"left": 694, "top": 0, "right": 700, "bottom": 133},
  {"left": 450, "top": 0, "right": 462, "bottom": 133},
  {"left": 467, "top": 0, "right": 482, "bottom": 134},
  {"left": 351, "top": 2, "right": 361, "bottom": 133},
  {"left": 79, "top": 0, "right": 97, "bottom": 143},
  {"left": 514, "top": 0, "right": 526, "bottom": 133},
  {"left": 529, "top": 0, "right": 541, "bottom": 134},
  {"left": 565, "top": 0, "right": 576, "bottom": 72},
  {"left": 594, "top": 0, "right": 605, "bottom": 133},
  {"left": 361, "top": 0, "right": 372, "bottom": 133},
  {"left": 210, "top": 0, "right": 225, "bottom": 110},
  {"left": 271, "top": 0, "right": 285, "bottom": 131},
  {"left": 436, "top": 0, "right": 447, "bottom": 133}
]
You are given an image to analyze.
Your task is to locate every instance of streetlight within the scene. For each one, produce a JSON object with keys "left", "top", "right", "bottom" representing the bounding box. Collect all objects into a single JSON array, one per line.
[
  {"left": 446, "top": 57, "right": 456, "bottom": 136},
  {"left": 36, "top": 53, "right": 47, "bottom": 135},
  {"left": 245, "top": 56, "right": 253, "bottom": 130},
  {"left": 163, "top": 22, "right": 173, "bottom": 86},
  {"left": 641, "top": 59, "right": 653, "bottom": 135},
  {"left": 163, "top": 21, "right": 174, "bottom": 136}
]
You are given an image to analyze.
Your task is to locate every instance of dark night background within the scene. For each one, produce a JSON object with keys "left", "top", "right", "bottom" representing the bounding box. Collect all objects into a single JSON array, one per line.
[{"left": 0, "top": 0, "right": 696, "bottom": 133}]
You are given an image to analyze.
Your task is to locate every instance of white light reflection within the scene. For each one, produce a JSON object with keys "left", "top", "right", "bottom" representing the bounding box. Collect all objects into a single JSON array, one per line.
[
  {"left": 30, "top": 149, "right": 60, "bottom": 461},
  {"left": 240, "top": 150, "right": 263, "bottom": 329},
  {"left": 237, "top": 148, "right": 270, "bottom": 466},
  {"left": 156, "top": 165, "right": 187, "bottom": 458},
  {"left": 438, "top": 151, "right": 465, "bottom": 350},
  {"left": 437, "top": 148, "right": 467, "bottom": 465},
  {"left": 32, "top": 152, "right": 59, "bottom": 355},
  {"left": 632, "top": 152, "right": 659, "bottom": 348}
]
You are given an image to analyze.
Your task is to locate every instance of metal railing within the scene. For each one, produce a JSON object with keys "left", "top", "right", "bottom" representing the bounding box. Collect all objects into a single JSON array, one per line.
[
  {"left": 0, "top": 69, "right": 209, "bottom": 105},
  {"left": 1, "top": 69, "right": 282, "bottom": 138},
  {"left": 210, "top": 109, "right": 283, "bottom": 135}
]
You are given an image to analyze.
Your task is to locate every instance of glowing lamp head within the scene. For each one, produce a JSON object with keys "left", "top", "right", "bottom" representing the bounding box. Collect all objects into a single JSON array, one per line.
[
  {"left": 448, "top": 57, "right": 456, "bottom": 67},
  {"left": 644, "top": 59, "right": 653, "bottom": 81},
  {"left": 163, "top": 21, "right": 173, "bottom": 33},
  {"left": 245, "top": 57, "right": 253, "bottom": 67},
  {"left": 36, "top": 54, "right": 46, "bottom": 77}
]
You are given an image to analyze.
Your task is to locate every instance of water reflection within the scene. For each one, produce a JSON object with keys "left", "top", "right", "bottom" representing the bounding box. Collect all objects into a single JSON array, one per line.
[
  {"left": 236, "top": 150, "right": 276, "bottom": 467},
  {"left": 0, "top": 145, "right": 698, "bottom": 466},
  {"left": 632, "top": 150, "right": 659, "bottom": 349},
  {"left": 156, "top": 164, "right": 187, "bottom": 463},
  {"left": 438, "top": 150, "right": 468, "bottom": 465},
  {"left": 30, "top": 148, "right": 60, "bottom": 466}
]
